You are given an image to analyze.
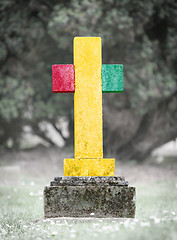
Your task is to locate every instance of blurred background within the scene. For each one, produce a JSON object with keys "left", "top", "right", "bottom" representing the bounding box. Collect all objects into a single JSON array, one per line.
[
  {"left": 0, "top": 0, "right": 177, "bottom": 164},
  {"left": 1, "top": 2, "right": 177, "bottom": 238}
]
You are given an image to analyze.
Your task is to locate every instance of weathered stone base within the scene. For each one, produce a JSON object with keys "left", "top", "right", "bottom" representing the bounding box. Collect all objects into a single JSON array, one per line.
[{"left": 44, "top": 177, "right": 136, "bottom": 218}]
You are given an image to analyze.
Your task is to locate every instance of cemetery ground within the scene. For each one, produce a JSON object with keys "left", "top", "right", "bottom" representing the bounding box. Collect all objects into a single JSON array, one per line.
[{"left": 0, "top": 147, "right": 177, "bottom": 240}]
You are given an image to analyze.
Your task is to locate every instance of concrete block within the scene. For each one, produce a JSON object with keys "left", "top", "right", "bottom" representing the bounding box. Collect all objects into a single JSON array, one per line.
[
  {"left": 64, "top": 158, "right": 115, "bottom": 176},
  {"left": 44, "top": 176, "right": 136, "bottom": 218}
]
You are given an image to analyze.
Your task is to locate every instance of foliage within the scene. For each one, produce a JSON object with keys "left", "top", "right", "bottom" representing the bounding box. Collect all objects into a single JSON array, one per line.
[{"left": 0, "top": 0, "right": 176, "bottom": 159}]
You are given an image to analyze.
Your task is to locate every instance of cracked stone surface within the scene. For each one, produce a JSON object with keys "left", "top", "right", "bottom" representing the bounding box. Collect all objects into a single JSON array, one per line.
[
  {"left": 51, "top": 176, "right": 128, "bottom": 186},
  {"left": 44, "top": 176, "right": 136, "bottom": 218}
]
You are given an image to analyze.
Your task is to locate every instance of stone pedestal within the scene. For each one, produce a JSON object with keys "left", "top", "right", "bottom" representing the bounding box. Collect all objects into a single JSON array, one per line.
[{"left": 44, "top": 177, "right": 136, "bottom": 218}]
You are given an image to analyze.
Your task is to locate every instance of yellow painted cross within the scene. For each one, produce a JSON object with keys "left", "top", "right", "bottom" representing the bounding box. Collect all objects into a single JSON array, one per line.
[{"left": 52, "top": 37, "right": 123, "bottom": 176}]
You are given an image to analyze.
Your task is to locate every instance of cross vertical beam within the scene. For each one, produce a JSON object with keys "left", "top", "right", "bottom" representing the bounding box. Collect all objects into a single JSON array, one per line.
[{"left": 74, "top": 37, "right": 103, "bottom": 158}]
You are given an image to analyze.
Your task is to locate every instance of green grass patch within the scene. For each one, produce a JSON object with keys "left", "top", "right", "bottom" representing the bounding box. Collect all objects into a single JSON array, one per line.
[{"left": 0, "top": 180, "right": 177, "bottom": 239}]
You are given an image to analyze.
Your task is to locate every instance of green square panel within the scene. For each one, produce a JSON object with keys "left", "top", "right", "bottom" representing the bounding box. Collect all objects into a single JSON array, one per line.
[{"left": 101, "top": 64, "right": 123, "bottom": 92}]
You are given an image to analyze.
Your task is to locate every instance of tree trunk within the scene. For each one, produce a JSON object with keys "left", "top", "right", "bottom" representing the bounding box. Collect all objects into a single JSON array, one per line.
[{"left": 103, "top": 90, "right": 177, "bottom": 161}]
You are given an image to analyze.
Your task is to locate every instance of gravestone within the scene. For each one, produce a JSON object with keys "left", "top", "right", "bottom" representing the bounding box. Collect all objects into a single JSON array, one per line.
[{"left": 44, "top": 37, "right": 136, "bottom": 218}]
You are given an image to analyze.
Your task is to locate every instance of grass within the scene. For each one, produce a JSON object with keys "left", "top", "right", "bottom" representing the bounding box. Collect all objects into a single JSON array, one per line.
[
  {"left": 0, "top": 179, "right": 177, "bottom": 240},
  {"left": 0, "top": 147, "right": 177, "bottom": 239}
]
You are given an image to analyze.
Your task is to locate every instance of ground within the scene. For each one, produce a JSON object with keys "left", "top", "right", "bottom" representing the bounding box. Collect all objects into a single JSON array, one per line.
[{"left": 0, "top": 147, "right": 177, "bottom": 240}]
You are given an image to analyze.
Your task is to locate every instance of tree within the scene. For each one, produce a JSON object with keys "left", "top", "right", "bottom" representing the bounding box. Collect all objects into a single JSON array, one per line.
[{"left": 0, "top": 0, "right": 176, "bottom": 161}]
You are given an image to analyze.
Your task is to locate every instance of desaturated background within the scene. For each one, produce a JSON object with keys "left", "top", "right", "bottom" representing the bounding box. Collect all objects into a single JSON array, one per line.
[
  {"left": 0, "top": 0, "right": 177, "bottom": 165},
  {"left": 1, "top": 3, "right": 177, "bottom": 239}
]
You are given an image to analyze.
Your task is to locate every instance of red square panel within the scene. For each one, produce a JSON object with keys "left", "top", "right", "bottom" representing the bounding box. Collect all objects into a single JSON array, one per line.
[{"left": 52, "top": 64, "right": 75, "bottom": 93}]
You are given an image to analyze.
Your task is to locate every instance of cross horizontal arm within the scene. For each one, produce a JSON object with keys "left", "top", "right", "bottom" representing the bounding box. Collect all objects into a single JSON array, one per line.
[
  {"left": 102, "top": 64, "right": 123, "bottom": 93},
  {"left": 52, "top": 64, "right": 75, "bottom": 93}
]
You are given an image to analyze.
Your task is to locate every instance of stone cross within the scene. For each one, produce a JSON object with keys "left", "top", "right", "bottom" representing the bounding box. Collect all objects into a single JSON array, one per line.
[{"left": 52, "top": 37, "right": 123, "bottom": 176}]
